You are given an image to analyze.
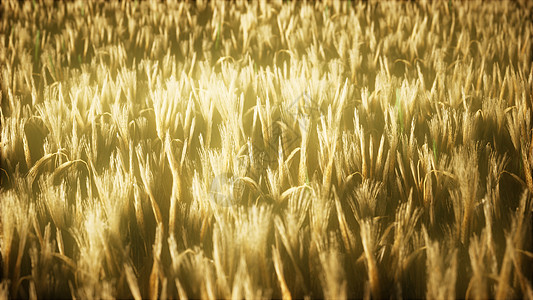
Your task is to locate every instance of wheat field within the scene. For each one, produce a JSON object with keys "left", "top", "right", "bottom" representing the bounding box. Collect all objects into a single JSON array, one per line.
[{"left": 0, "top": 0, "right": 532, "bottom": 299}]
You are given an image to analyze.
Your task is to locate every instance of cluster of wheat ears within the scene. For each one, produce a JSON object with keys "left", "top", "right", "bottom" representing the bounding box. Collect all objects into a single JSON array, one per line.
[{"left": 0, "top": 0, "right": 532, "bottom": 299}]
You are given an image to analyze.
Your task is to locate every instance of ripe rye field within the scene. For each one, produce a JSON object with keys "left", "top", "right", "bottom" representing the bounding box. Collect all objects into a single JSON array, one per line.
[{"left": 0, "top": 0, "right": 532, "bottom": 299}]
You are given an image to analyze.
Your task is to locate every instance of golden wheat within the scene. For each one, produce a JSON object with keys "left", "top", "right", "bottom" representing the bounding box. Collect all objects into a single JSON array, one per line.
[{"left": 0, "top": 0, "right": 532, "bottom": 298}]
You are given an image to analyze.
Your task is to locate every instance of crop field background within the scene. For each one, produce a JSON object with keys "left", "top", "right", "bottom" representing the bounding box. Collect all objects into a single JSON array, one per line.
[{"left": 1, "top": 0, "right": 532, "bottom": 299}]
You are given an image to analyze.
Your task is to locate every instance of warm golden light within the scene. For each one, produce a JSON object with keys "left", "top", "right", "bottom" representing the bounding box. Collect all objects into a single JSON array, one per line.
[{"left": 0, "top": 0, "right": 532, "bottom": 298}]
